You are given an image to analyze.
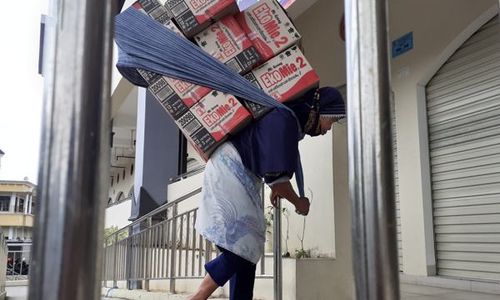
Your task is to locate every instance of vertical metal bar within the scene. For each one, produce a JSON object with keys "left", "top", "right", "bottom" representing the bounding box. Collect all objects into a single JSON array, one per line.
[
  {"left": 112, "top": 234, "right": 118, "bottom": 287},
  {"left": 178, "top": 215, "right": 184, "bottom": 276},
  {"left": 28, "top": 0, "right": 115, "bottom": 299},
  {"left": 185, "top": 212, "right": 191, "bottom": 277},
  {"left": 204, "top": 240, "right": 210, "bottom": 265},
  {"left": 102, "top": 249, "right": 107, "bottom": 286},
  {"left": 169, "top": 204, "right": 178, "bottom": 292},
  {"left": 160, "top": 223, "right": 165, "bottom": 278},
  {"left": 140, "top": 234, "right": 143, "bottom": 280},
  {"left": 157, "top": 225, "right": 162, "bottom": 278},
  {"left": 153, "top": 227, "right": 157, "bottom": 279},
  {"left": 144, "top": 218, "right": 153, "bottom": 291},
  {"left": 273, "top": 200, "right": 282, "bottom": 300},
  {"left": 345, "top": 0, "right": 400, "bottom": 299},
  {"left": 126, "top": 228, "right": 133, "bottom": 288},
  {"left": 133, "top": 236, "right": 138, "bottom": 280},
  {"left": 117, "top": 241, "right": 121, "bottom": 280},
  {"left": 198, "top": 235, "right": 203, "bottom": 277},
  {"left": 152, "top": 227, "right": 156, "bottom": 279},
  {"left": 191, "top": 211, "right": 197, "bottom": 277},
  {"left": 261, "top": 182, "right": 266, "bottom": 275},
  {"left": 165, "top": 220, "right": 171, "bottom": 278}
]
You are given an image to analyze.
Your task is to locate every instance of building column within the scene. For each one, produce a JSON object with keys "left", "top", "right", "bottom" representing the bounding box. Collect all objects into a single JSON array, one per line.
[
  {"left": 24, "top": 193, "right": 30, "bottom": 214},
  {"left": 131, "top": 88, "right": 181, "bottom": 220},
  {"left": 9, "top": 193, "right": 16, "bottom": 213}
]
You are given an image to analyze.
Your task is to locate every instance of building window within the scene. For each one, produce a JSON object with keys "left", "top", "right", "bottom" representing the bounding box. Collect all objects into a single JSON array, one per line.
[
  {"left": 116, "top": 191, "right": 124, "bottom": 204},
  {"left": 131, "top": 163, "right": 134, "bottom": 175},
  {"left": 0, "top": 196, "right": 10, "bottom": 212},
  {"left": 17, "top": 198, "right": 25, "bottom": 213},
  {"left": 122, "top": 169, "right": 126, "bottom": 179},
  {"left": 117, "top": 173, "right": 120, "bottom": 184}
]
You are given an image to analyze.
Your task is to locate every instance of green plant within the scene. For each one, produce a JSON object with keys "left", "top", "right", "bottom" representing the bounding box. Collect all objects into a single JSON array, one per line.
[
  {"left": 264, "top": 205, "right": 291, "bottom": 257},
  {"left": 295, "top": 188, "right": 313, "bottom": 259},
  {"left": 104, "top": 225, "right": 128, "bottom": 246},
  {"left": 295, "top": 248, "right": 311, "bottom": 259}
]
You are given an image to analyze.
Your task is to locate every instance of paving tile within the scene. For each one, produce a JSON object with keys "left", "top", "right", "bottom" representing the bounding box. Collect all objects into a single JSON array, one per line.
[
  {"left": 443, "top": 292, "right": 500, "bottom": 300},
  {"left": 400, "top": 283, "right": 452, "bottom": 296}
]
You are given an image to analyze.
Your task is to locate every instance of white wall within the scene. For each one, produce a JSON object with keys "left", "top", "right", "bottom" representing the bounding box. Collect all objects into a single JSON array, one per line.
[
  {"left": 105, "top": 199, "right": 133, "bottom": 229},
  {"left": 277, "top": 0, "right": 346, "bottom": 258}
]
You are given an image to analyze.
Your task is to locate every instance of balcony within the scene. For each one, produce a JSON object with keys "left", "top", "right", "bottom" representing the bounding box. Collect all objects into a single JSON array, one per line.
[{"left": 0, "top": 213, "right": 34, "bottom": 227}]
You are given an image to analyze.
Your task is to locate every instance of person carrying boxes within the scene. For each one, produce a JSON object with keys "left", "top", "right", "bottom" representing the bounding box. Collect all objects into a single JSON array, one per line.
[
  {"left": 190, "top": 87, "right": 345, "bottom": 300},
  {"left": 114, "top": 1, "right": 346, "bottom": 299}
]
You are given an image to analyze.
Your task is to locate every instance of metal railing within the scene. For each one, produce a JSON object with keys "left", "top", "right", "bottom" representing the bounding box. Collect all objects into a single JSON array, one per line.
[{"left": 102, "top": 181, "right": 279, "bottom": 295}]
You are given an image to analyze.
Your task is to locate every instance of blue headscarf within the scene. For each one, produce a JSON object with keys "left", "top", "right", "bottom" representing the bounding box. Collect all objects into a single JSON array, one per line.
[{"left": 286, "top": 87, "right": 346, "bottom": 133}]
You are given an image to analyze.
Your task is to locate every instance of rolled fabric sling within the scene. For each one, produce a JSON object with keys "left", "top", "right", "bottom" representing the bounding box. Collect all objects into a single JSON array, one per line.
[{"left": 114, "top": 7, "right": 306, "bottom": 197}]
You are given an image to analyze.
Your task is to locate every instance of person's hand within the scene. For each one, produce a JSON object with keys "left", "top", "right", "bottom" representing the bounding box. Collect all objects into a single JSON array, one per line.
[
  {"left": 270, "top": 190, "right": 280, "bottom": 208},
  {"left": 294, "top": 197, "right": 310, "bottom": 216}
]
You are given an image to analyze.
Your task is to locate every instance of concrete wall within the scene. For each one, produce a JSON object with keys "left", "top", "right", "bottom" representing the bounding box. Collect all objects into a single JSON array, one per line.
[
  {"left": 105, "top": 199, "right": 132, "bottom": 229},
  {"left": 276, "top": 0, "right": 347, "bottom": 259}
]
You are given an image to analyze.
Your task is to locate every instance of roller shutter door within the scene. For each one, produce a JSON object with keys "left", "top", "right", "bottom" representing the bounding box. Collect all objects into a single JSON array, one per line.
[{"left": 426, "top": 16, "right": 500, "bottom": 281}]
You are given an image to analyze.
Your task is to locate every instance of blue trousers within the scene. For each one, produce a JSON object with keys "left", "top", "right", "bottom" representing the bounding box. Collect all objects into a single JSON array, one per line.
[{"left": 205, "top": 248, "right": 256, "bottom": 300}]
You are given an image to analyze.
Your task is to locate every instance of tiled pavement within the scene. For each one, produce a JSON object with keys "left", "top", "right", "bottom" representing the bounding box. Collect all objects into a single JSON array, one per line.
[{"left": 6, "top": 283, "right": 500, "bottom": 299}]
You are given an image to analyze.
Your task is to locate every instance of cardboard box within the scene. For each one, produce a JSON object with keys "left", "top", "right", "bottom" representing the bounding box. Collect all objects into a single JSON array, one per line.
[
  {"left": 165, "top": 0, "right": 239, "bottom": 37},
  {"left": 175, "top": 110, "right": 220, "bottom": 156},
  {"left": 239, "top": 99, "right": 272, "bottom": 119},
  {"left": 244, "top": 46, "right": 319, "bottom": 103},
  {"left": 181, "top": 91, "right": 252, "bottom": 160},
  {"left": 133, "top": 0, "right": 185, "bottom": 36},
  {"left": 191, "top": 90, "right": 252, "bottom": 140},
  {"left": 135, "top": 0, "right": 173, "bottom": 23},
  {"left": 194, "top": 15, "right": 261, "bottom": 74},
  {"left": 138, "top": 70, "right": 210, "bottom": 119},
  {"left": 236, "top": 0, "right": 301, "bottom": 62}
]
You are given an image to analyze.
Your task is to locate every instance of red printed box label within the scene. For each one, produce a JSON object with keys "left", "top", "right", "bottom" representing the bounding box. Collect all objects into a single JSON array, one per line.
[
  {"left": 248, "top": 46, "right": 319, "bottom": 103},
  {"left": 138, "top": 70, "right": 209, "bottom": 119},
  {"left": 236, "top": 0, "right": 301, "bottom": 61},
  {"left": 191, "top": 91, "right": 251, "bottom": 140},
  {"left": 166, "top": 0, "right": 238, "bottom": 36},
  {"left": 165, "top": 78, "right": 211, "bottom": 107},
  {"left": 195, "top": 16, "right": 261, "bottom": 73}
]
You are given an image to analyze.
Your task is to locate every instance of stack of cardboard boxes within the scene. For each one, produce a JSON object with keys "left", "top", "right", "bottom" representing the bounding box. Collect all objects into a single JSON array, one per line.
[{"left": 131, "top": 0, "right": 320, "bottom": 160}]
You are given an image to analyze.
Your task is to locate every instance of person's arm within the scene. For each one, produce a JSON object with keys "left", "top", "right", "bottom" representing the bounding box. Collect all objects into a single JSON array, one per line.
[{"left": 269, "top": 180, "right": 310, "bottom": 215}]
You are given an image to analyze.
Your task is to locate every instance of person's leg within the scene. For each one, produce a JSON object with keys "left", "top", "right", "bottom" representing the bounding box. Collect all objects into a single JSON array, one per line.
[
  {"left": 189, "top": 273, "right": 219, "bottom": 300},
  {"left": 229, "top": 259, "right": 257, "bottom": 300},
  {"left": 189, "top": 250, "right": 238, "bottom": 300}
]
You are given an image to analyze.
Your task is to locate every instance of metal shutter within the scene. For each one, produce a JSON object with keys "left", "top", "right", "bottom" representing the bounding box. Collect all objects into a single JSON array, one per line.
[
  {"left": 391, "top": 92, "right": 403, "bottom": 271},
  {"left": 426, "top": 15, "right": 500, "bottom": 282}
]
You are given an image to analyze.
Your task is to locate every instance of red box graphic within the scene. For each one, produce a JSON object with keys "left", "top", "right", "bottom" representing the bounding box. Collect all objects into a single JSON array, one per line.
[
  {"left": 244, "top": 46, "right": 319, "bottom": 103},
  {"left": 195, "top": 15, "right": 261, "bottom": 74},
  {"left": 236, "top": 0, "right": 301, "bottom": 62},
  {"left": 165, "top": 0, "right": 239, "bottom": 37},
  {"left": 191, "top": 90, "right": 252, "bottom": 141}
]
